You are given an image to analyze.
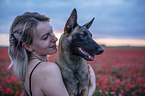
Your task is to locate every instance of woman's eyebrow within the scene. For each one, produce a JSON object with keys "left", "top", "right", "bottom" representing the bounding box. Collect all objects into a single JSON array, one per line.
[
  {"left": 40, "top": 28, "right": 53, "bottom": 38},
  {"left": 41, "top": 33, "right": 49, "bottom": 39}
]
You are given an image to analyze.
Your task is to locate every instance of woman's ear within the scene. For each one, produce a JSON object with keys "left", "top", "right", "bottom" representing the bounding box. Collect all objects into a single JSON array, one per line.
[{"left": 22, "top": 43, "right": 33, "bottom": 52}]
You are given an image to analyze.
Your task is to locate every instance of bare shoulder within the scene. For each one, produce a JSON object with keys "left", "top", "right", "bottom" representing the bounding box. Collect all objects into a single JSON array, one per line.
[
  {"left": 35, "top": 62, "right": 60, "bottom": 77},
  {"left": 33, "top": 62, "right": 69, "bottom": 96},
  {"left": 31, "top": 62, "right": 61, "bottom": 84},
  {"left": 41, "top": 62, "right": 59, "bottom": 70}
]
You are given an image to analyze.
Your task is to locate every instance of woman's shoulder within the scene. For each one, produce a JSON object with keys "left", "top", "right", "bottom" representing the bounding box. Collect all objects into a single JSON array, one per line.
[
  {"left": 36, "top": 62, "right": 60, "bottom": 75},
  {"left": 32, "top": 61, "right": 62, "bottom": 84},
  {"left": 41, "top": 62, "right": 59, "bottom": 69},
  {"left": 30, "top": 62, "right": 69, "bottom": 96}
]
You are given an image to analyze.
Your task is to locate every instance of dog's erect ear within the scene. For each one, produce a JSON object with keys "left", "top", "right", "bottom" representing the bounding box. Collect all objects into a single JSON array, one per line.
[
  {"left": 64, "top": 8, "right": 78, "bottom": 34},
  {"left": 83, "top": 18, "right": 95, "bottom": 29}
]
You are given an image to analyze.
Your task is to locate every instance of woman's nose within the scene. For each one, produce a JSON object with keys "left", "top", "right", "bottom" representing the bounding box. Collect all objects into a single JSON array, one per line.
[
  {"left": 54, "top": 37, "right": 58, "bottom": 42},
  {"left": 51, "top": 34, "right": 58, "bottom": 43}
]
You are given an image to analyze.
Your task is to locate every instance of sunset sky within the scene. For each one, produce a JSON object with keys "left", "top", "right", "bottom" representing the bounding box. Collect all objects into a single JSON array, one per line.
[{"left": 0, "top": 0, "right": 145, "bottom": 46}]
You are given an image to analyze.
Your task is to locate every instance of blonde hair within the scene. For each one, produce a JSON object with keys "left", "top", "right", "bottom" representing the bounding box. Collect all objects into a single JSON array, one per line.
[{"left": 8, "top": 12, "right": 50, "bottom": 81}]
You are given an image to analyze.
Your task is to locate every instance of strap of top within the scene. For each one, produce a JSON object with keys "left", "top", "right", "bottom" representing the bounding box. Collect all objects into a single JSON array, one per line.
[
  {"left": 22, "top": 82, "right": 30, "bottom": 96},
  {"left": 29, "top": 58, "right": 43, "bottom": 61},
  {"left": 29, "top": 61, "right": 42, "bottom": 96}
]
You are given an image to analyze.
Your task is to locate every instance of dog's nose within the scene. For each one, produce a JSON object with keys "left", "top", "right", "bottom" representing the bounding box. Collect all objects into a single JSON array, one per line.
[{"left": 97, "top": 48, "right": 104, "bottom": 55}]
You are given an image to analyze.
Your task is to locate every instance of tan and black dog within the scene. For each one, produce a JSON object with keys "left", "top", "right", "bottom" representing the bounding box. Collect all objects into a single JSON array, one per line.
[{"left": 56, "top": 8, "right": 104, "bottom": 96}]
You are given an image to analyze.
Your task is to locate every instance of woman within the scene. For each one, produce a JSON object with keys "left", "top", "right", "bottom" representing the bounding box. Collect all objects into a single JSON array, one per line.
[{"left": 8, "top": 12, "right": 95, "bottom": 96}]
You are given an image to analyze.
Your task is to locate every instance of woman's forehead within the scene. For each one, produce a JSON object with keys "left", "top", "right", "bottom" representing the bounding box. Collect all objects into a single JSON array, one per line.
[
  {"left": 34, "top": 21, "right": 52, "bottom": 38},
  {"left": 37, "top": 21, "right": 52, "bottom": 29}
]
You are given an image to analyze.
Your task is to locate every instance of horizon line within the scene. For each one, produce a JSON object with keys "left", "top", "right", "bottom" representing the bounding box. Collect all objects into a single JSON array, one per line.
[{"left": 0, "top": 33, "right": 145, "bottom": 47}]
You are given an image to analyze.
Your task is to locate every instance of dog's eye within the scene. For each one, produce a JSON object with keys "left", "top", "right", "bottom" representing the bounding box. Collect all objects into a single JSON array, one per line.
[
  {"left": 79, "top": 32, "right": 87, "bottom": 40},
  {"left": 79, "top": 32, "right": 85, "bottom": 36}
]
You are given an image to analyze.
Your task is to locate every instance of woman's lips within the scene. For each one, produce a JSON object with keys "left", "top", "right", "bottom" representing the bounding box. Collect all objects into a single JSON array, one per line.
[{"left": 50, "top": 45, "right": 57, "bottom": 48}]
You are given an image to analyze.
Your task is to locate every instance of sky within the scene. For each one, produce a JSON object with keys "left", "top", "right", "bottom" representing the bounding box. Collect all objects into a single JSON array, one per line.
[{"left": 0, "top": 0, "right": 145, "bottom": 46}]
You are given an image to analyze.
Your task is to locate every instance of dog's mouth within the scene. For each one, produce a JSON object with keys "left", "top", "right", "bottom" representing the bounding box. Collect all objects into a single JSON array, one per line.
[{"left": 78, "top": 47, "right": 94, "bottom": 61}]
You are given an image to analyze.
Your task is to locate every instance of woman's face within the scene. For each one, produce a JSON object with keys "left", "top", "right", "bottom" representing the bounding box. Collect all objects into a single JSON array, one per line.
[{"left": 30, "top": 21, "right": 57, "bottom": 56}]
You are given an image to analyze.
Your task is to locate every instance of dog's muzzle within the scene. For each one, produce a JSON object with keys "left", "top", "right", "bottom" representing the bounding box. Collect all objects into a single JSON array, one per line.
[{"left": 96, "top": 48, "right": 104, "bottom": 55}]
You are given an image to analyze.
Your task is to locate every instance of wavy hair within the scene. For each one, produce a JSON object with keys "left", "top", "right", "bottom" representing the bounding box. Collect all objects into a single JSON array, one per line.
[{"left": 8, "top": 12, "right": 50, "bottom": 81}]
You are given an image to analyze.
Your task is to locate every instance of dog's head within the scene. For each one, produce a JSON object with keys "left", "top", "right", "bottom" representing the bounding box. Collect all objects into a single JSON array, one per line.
[{"left": 62, "top": 8, "right": 104, "bottom": 61}]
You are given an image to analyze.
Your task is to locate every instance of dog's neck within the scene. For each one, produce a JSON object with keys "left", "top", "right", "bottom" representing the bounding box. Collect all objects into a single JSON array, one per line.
[
  {"left": 57, "top": 48, "right": 86, "bottom": 69},
  {"left": 56, "top": 34, "right": 86, "bottom": 70}
]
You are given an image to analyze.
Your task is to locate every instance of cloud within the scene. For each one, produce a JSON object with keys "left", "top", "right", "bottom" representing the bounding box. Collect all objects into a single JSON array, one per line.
[{"left": 0, "top": 0, "right": 145, "bottom": 40}]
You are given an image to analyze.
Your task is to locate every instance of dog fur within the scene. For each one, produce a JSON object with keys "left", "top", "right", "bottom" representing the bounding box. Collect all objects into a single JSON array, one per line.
[{"left": 56, "top": 8, "right": 104, "bottom": 96}]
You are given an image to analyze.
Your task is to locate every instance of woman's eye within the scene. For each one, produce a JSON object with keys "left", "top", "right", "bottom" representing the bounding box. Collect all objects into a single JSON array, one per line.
[
  {"left": 42, "top": 30, "right": 53, "bottom": 40},
  {"left": 43, "top": 35, "right": 48, "bottom": 40}
]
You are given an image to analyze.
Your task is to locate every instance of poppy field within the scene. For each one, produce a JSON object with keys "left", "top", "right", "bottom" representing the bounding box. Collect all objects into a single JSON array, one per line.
[
  {"left": 0, "top": 47, "right": 145, "bottom": 96},
  {"left": 86, "top": 48, "right": 145, "bottom": 96}
]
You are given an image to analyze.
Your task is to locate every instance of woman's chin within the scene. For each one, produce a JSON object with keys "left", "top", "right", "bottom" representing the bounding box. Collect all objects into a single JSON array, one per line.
[{"left": 48, "top": 49, "right": 57, "bottom": 55}]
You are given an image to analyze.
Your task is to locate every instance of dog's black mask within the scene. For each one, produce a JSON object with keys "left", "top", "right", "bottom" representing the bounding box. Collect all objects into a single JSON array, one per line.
[
  {"left": 70, "top": 26, "right": 104, "bottom": 61},
  {"left": 64, "top": 8, "right": 104, "bottom": 61}
]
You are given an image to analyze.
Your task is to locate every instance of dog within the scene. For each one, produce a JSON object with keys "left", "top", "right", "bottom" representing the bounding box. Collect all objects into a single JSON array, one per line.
[{"left": 56, "top": 8, "right": 104, "bottom": 96}]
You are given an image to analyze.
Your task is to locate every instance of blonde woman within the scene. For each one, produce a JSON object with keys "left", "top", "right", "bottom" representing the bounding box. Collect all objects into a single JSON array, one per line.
[{"left": 8, "top": 12, "right": 95, "bottom": 96}]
